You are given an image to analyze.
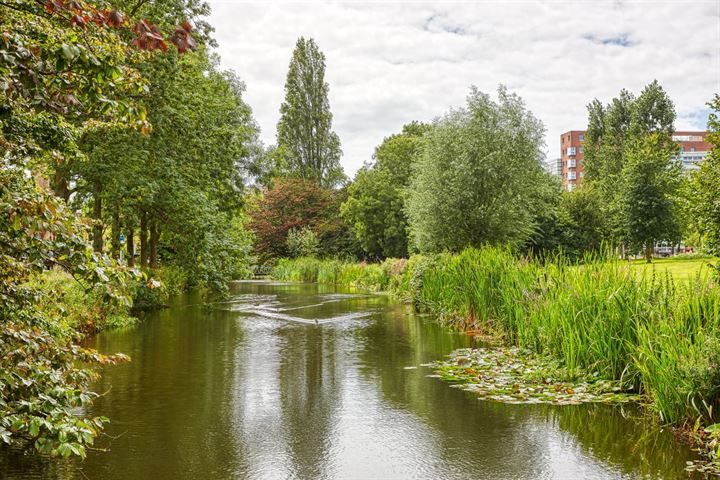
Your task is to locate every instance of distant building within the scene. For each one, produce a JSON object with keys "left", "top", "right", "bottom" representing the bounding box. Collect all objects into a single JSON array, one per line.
[
  {"left": 544, "top": 158, "right": 562, "bottom": 177},
  {"left": 560, "top": 130, "right": 711, "bottom": 191},
  {"left": 560, "top": 131, "right": 586, "bottom": 192},
  {"left": 673, "top": 132, "right": 712, "bottom": 171}
]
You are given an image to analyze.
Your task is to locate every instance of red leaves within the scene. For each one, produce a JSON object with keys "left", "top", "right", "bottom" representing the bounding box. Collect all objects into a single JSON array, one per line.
[
  {"left": 107, "top": 10, "right": 124, "bottom": 28},
  {"left": 132, "top": 19, "right": 197, "bottom": 54},
  {"left": 69, "top": 14, "right": 87, "bottom": 28},
  {"left": 93, "top": 9, "right": 124, "bottom": 28},
  {"left": 132, "top": 20, "right": 168, "bottom": 52},
  {"left": 170, "top": 21, "right": 196, "bottom": 53},
  {"left": 41, "top": 1, "right": 195, "bottom": 54},
  {"left": 43, "top": 0, "right": 66, "bottom": 14}
]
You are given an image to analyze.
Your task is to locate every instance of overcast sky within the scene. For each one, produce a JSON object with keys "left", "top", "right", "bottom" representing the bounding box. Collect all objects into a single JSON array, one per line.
[{"left": 206, "top": 0, "right": 720, "bottom": 177}]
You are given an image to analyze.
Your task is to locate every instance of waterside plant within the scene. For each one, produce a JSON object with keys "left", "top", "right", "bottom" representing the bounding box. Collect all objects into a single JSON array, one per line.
[{"left": 271, "top": 248, "right": 720, "bottom": 449}]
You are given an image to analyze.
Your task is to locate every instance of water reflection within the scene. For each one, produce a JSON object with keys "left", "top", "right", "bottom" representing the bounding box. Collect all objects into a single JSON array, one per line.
[{"left": 0, "top": 281, "right": 700, "bottom": 479}]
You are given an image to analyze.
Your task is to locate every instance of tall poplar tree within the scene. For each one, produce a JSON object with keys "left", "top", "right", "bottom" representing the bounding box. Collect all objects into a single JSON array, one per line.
[{"left": 277, "top": 37, "right": 344, "bottom": 187}]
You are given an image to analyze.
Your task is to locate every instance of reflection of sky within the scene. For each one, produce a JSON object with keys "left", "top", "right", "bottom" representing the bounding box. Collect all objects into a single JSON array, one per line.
[
  {"left": 0, "top": 282, "right": 695, "bottom": 479},
  {"left": 217, "top": 284, "right": 683, "bottom": 479}
]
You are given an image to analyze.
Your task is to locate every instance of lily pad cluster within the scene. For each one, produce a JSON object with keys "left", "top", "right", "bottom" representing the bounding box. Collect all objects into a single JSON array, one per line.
[{"left": 427, "top": 347, "right": 640, "bottom": 405}]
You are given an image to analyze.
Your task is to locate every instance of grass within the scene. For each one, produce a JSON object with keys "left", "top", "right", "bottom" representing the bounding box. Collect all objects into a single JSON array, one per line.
[
  {"left": 272, "top": 248, "right": 720, "bottom": 430},
  {"left": 628, "top": 255, "right": 717, "bottom": 282},
  {"left": 28, "top": 268, "right": 137, "bottom": 334}
]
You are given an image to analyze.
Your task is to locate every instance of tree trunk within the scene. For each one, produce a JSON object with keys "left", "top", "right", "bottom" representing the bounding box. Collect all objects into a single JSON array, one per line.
[
  {"left": 149, "top": 221, "right": 160, "bottom": 269},
  {"left": 127, "top": 226, "right": 135, "bottom": 267},
  {"left": 92, "top": 183, "right": 103, "bottom": 252},
  {"left": 53, "top": 168, "right": 70, "bottom": 202},
  {"left": 111, "top": 208, "right": 121, "bottom": 260},
  {"left": 645, "top": 244, "right": 653, "bottom": 263},
  {"left": 140, "top": 211, "right": 149, "bottom": 268}
]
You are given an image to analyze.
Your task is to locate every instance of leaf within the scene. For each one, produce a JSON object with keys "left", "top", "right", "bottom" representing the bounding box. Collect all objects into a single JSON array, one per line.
[
  {"left": 61, "top": 43, "right": 79, "bottom": 60},
  {"left": 705, "top": 424, "right": 720, "bottom": 435}
]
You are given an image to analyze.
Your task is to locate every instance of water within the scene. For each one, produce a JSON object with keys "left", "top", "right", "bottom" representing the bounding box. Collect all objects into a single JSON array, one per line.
[{"left": 0, "top": 281, "right": 701, "bottom": 479}]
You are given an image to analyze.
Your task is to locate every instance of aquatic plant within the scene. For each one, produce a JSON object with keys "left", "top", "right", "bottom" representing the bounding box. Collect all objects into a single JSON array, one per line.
[{"left": 271, "top": 247, "right": 720, "bottom": 433}]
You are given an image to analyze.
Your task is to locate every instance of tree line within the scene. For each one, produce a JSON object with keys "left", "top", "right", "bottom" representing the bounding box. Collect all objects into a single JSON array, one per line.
[
  {"left": 250, "top": 44, "right": 720, "bottom": 264},
  {"left": 1, "top": 0, "right": 718, "bottom": 457}
]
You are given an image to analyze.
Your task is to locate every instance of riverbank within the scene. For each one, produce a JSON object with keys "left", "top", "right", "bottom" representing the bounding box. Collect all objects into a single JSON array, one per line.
[{"left": 272, "top": 248, "right": 720, "bottom": 471}]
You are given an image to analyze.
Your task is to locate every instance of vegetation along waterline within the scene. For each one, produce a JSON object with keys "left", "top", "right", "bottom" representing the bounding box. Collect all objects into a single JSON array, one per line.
[
  {"left": 271, "top": 248, "right": 720, "bottom": 470},
  {"left": 2, "top": 0, "right": 719, "bottom": 476}
]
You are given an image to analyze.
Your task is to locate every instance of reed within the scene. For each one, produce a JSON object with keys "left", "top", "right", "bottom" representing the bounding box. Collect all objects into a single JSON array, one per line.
[{"left": 270, "top": 248, "right": 720, "bottom": 426}]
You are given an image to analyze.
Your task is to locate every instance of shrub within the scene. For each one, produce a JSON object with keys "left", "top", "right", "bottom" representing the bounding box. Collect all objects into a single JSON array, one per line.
[{"left": 287, "top": 227, "right": 320, "bottom": 258}]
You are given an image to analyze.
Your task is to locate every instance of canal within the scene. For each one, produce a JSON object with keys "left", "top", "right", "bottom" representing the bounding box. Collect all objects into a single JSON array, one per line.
[{"left": 0, "top": 281, "right": 699, "bottom": 479}]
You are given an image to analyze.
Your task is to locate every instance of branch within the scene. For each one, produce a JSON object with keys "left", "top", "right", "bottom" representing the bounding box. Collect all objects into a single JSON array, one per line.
[{"left": 129, "top": 0, "right": 149, "bottom": 17}]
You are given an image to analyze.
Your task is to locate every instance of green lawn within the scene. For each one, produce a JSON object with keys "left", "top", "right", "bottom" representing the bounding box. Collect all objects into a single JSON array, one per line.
[{"left": 628, "top": 256, "right": 717, "bottom": 282}]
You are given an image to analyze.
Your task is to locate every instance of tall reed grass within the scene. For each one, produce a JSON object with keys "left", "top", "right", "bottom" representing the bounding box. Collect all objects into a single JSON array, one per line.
[{"left": 271, "top": 248, "right": 720, "bottom": 427}]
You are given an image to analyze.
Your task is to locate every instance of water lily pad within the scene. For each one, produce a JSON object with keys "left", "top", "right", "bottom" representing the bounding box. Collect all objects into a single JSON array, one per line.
[{"left": 426, "top": 347, "right": 640, "bottom": 406}]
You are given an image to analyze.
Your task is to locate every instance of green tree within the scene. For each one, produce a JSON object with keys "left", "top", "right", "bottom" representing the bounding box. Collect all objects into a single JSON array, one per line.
[
  {"left": 619, "top": 134, "right": 682, "bottom": 261},
  {"left": 690, "top": 94, "right": 720, "bottom": 254},
  {"left": 0, "top": 161, "right": 138, "bottom": 457},
  {"left": 0, "top": 0, "right": 199, "bottom": 456},
  {"left": 77, "top": 49, "right": 258, "bottom": 289},
  {"left": 287, "top": 227, "right": 320, "bottom": 258},
  {"left": 583, "top": 80, "right": 678, "bottom": 256},
  {"left": 276, "top": 37, "right": 344, "bottom": 187},
  {"left": 341, "top": 122, "right": 429, "bottom": 259},
  {"left": 558, "top": 185, "right": 608, "bottom": 256},
  {"left": 405, "top": 86, "right": 546, "bottom": 253}
]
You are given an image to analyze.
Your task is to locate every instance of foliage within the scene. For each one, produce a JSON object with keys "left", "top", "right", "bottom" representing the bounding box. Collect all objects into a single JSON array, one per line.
[
  {"left": 271, "top": 246, "right": 720, "bottom": 429},
  {"left": 249, "top": 178, "right": 356, "bottom": 262},
  {"left": 341, "top": 123, "right": 429, "bottom": 259},
  {"left": 0, "top": 163, "right": 137, "bottom": 456},
  {"left": 405, "top": 86, "right": 547, "bottom": 253},
  {"left": 689, "top": 94, "right": 720, "bottom": 255},
  {"left": 0, "top": 0, "right": 198, "bottom": 174},
  {"left": 286, "top": 227, "right": 320, "bottom": 258},
  {"left": 276, "top": 37, "right": 344, "bottom": 187},
  {"left": 76, "top": 48, "right": 257, "bottom": 292},
  {"left": 27, "top": 269, "right": 137, "bottom": 334},
  {"left": 557, "top": 185, "right": 608, "bottom": 257},
  {"left": 583, "top": 80, "right": 680, "bottom": 256},
  {"left": 619, "top": 133, "right": 682, "bottom": 260}
]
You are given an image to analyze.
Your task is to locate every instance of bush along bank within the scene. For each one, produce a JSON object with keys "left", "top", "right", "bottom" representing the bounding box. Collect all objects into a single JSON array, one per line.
[{"left": 272, "top": 248, "right": 720, "bottom": 472}]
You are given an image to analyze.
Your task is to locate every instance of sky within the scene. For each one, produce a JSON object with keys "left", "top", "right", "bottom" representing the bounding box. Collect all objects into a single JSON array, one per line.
[{"left": 206, "top": 0, "right": 720, "bottom": 177}]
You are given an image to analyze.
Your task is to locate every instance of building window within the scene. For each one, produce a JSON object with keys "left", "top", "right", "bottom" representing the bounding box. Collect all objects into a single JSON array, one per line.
[
  {"left": 690, "top": 147, "right": 696, "bottom": 152},
  {"left": 568, "top": 171, "right": 577, "bottom": 180},
  {"left": 579, "top": 134, "right": 584, "bottom": 141},
  {"left": 568, "top": 159, "right": 576, "bottom": 168},
  {"left": 567, "top": 183, "right": 575, "bottom": 192},
  {"left": 579, "top": 147, "right": 584, "bottom": 154},
  {"left": 567, "top": 147, "right": 576, "bottom": 156}
]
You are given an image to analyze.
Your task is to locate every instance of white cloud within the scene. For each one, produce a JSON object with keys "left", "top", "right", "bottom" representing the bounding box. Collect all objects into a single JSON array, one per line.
[{"left": 206, "top": 0, "right": 720, "bottom": 175}]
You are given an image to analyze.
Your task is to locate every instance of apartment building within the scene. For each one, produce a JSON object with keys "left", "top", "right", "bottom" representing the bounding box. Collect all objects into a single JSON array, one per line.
[
  {"left": 560, "top": 130, "right": 586, "bottom": 191},
  {"left": 560, "top": 130, "right": 711, "bottom": 191},
  {"left": 544, "top": 157, "right": 562, "bottom": 177}
]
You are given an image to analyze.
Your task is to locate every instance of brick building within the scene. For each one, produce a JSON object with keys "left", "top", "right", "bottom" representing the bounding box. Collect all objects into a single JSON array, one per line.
[{"left": 559, "top": 130, "right": 711, "bottom": 191}]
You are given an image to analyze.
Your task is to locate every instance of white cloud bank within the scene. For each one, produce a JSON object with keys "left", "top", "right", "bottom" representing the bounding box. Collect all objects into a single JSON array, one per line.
[{"left": 207, "top": 0, "right": 720, "bottom": 176}]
